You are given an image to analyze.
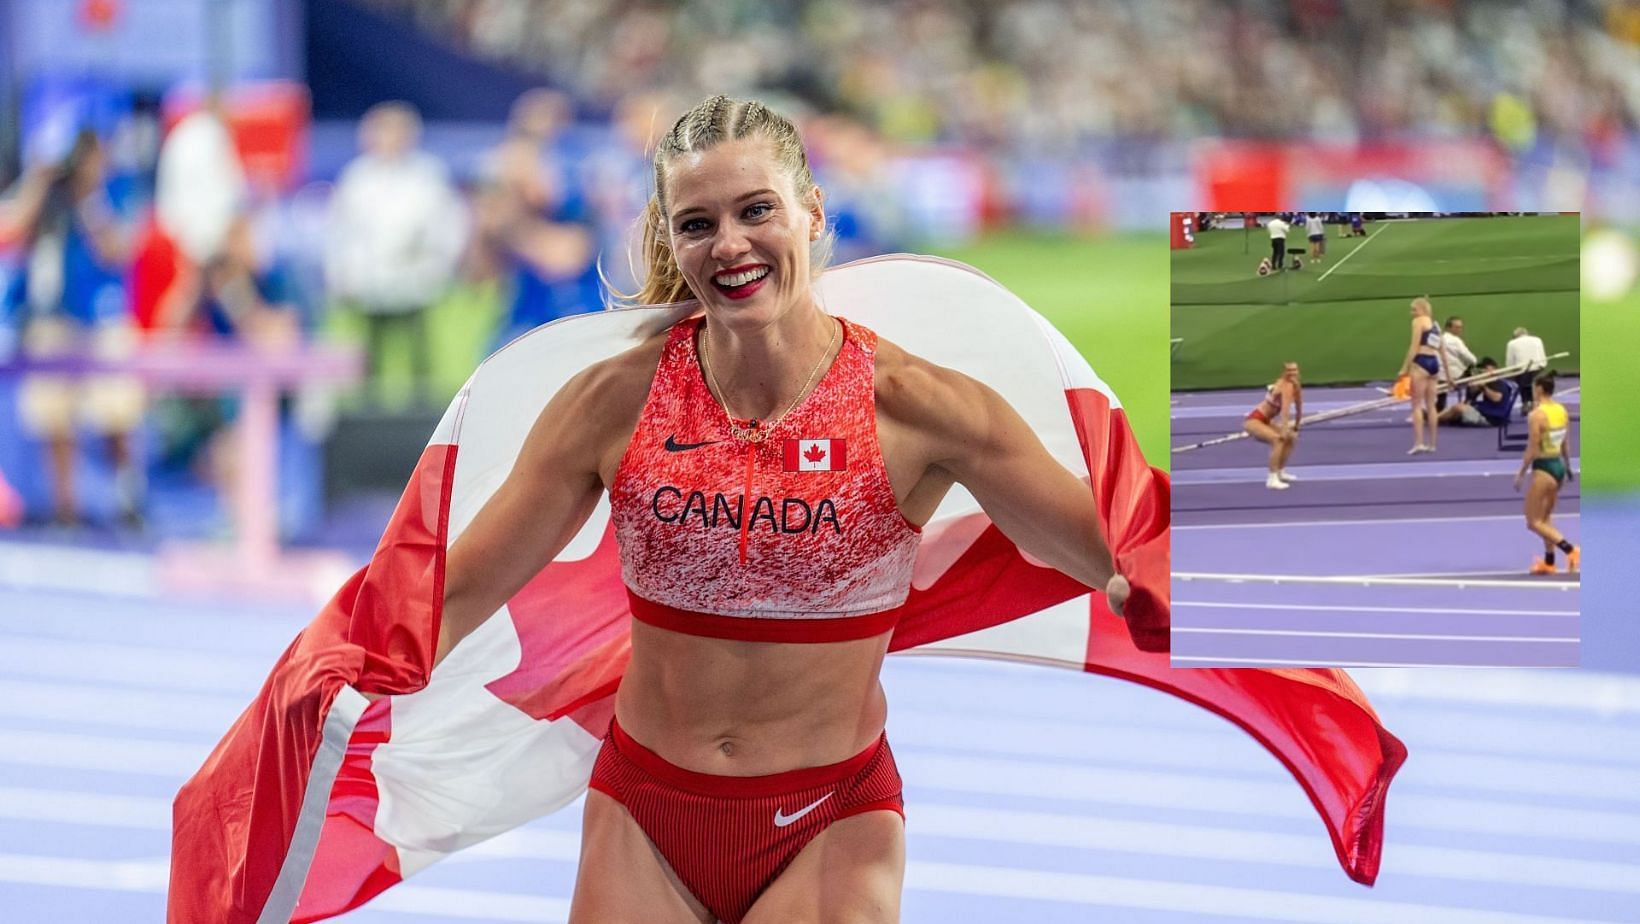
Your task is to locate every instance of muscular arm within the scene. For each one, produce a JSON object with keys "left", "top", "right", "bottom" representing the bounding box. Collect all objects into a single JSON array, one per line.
[
  {"left": 437, "top": 346, "right": 653, "bottom": 665},
  {"left": 877, "top": 351, "right": 1121, "bottom": 607}
]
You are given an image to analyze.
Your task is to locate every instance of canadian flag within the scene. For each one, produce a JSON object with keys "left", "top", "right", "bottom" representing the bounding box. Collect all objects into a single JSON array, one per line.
[
  {"left": 785, "top": 438, "right": 847, "bottom": 472},
  {"left": 168, "top": 255, "right": 1402, "bottom": 924}
]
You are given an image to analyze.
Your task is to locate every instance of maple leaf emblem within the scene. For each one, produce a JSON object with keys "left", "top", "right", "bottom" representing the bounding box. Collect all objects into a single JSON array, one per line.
[{"left": 803, "top": 443, "right": 828, "bottom": 464}]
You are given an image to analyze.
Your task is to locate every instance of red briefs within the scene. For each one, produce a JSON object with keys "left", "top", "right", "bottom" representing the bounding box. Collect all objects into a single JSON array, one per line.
[
  {"left": 1245, "top": 408, "right": 1270, "bottom": 424},
  {"left": 587, "top": 717, "right": 904, "bottom": 923}
]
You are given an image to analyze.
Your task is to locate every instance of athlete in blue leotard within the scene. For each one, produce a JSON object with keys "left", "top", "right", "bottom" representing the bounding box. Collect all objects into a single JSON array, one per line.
[{"left": 1397, "top": 296, "right": 1450, "bottom": 455}]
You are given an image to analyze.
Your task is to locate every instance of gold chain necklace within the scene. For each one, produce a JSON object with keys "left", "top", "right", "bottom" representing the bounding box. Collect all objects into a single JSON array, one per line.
[{"left": 699, "top": 317, "right": 840, "bottom": 442}]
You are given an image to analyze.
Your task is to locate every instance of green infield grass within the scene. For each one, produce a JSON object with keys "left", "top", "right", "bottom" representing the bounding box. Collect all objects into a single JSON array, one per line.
[
  {"left": 931, "top": 231, "right": 1169, "bottom": 471},
  {"left": 1171, "top": 215, "right": 1579, "bottom": 390}
]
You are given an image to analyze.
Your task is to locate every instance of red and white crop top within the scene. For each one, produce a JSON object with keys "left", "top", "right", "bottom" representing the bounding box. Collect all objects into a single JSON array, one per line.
[{"left": 609, "top": 315, "right": 921, "bottom": 643}]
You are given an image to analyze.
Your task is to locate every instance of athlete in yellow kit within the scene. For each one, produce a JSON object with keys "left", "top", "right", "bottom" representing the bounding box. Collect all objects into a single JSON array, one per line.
[{"left": 1513, "top": 371, "right": 1578, "bottom": 574}]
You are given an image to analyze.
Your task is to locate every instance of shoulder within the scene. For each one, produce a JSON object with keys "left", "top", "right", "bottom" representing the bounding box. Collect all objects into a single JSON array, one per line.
[
  {"left": 873, "top": 334, "right": 999, "bottom": 446},
  {"left": 548, "top": 325, "right": 669, "bottom": 432}
]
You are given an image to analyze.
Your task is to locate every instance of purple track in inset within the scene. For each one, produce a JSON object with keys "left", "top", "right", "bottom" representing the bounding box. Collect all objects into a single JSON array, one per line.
[{"left": 1171, "top": 382, "right": 1581, "bottom": 668}]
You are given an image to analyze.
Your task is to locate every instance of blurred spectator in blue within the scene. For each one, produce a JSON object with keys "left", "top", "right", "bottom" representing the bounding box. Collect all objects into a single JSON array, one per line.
[
  {"left": 325, "top": 101, "right": 465, "bottom": 407},
  {"left": 1, "top": 129, "right": 144, "bottom": 528},
  {"left": 577, "top": 90, "right": 678, "bottom": 299},
  {"left": 477, "top": 89, "right": 601, "bottom": 342}
]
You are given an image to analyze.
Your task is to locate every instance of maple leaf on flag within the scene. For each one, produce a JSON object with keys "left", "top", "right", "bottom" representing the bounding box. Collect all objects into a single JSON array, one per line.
[{"left": 804, "top": 443, "right": 827, "bottom": 464}]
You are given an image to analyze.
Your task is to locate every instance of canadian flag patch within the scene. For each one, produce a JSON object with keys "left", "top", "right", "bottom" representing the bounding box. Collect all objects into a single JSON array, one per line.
[{"left": 784, "top": 438, "right": 847, "bottom": 472}]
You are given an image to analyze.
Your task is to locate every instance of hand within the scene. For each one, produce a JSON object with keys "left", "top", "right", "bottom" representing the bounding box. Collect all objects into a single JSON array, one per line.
[
  {"left": 1513, "top": 470, "right": 1525, "bottom": 492},
  {"left": 1105, "top": 573, "right": 1130, "bottom": 619},
  {"left": 1568, "top": 468, "right": 1576, "bottom": 483}
]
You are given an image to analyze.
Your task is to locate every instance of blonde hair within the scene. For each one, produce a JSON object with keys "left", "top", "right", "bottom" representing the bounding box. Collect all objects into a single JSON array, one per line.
[
  {"left": 1411, "top": 296, "right": 1432, "bottom": 315},
  {"left": 617, "top": 95, "right": 834, "bottom": 306}
]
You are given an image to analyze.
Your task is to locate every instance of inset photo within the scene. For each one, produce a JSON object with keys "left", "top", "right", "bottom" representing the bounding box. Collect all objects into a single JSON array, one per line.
[{"left": 1170, "top": 212, "right": 1580, "bottom": 668}]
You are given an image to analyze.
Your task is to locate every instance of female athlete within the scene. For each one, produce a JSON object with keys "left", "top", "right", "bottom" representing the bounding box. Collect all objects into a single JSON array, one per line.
[
  {"left": 1514, "top": 371, "right": 1579, "bottom": 575},
  {"left": 1243, "top": 361, "right": 1303, "bottom": 490},
  {"left": 1397, "top": 296, "right": 1450, "bottom": 454},
  {"left": 432, "top": 96, "right": 1129, "bottom": 924}
]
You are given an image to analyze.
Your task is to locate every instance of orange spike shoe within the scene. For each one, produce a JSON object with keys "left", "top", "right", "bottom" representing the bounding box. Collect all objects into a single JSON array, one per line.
[
  {"left": 1529, "top": 559, "right": 1556, "bottom": 575},
  {"left": 1566, "top": 547, "right": 1580, "bottom": 573}
]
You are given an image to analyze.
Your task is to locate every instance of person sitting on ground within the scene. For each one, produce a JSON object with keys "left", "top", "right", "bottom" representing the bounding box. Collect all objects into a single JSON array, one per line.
[{"left": 1438, "top": 357, "right": 1516, "bottom": 427}]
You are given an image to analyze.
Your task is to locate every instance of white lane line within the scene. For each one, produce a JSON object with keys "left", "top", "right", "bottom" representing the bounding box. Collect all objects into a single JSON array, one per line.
[
  {"left": 0, "top": 786, "right": 170, "bottom": 829},
  {"left": 17, "top": 787, "right": 1633, "bottom": 895},
  {"left": 1316, "top": 221, "right": 1388, "bottom": 283},
  {"left": 1171, "top": 655, "right": 1573, "bottom": 668},
  {"left": 905, "top": 754, "right": 1640, "bottom": 833},
  {"left": 0, "top": 853, "right": 170, "bottom": 893},
  {"left": 0, "top": 543, "right": 159, "bottom": 599},
  {"left": 0, "top": 679, "right": 247, "bottom": 733},
  {"left": 1354, "top": 570, "right": 1575, "bottom": 580},
  {"left": 1175, "top": 513, "right": 1580, "bottom": 530},
  {"left": 1174, "top": 571, "right": 1577, "bottom": 590},
  {"left": 0, "top": 853, "right": 572, "bottom": 921},
  {"left": 908, "top": 859, "right": 1618, "bottom": 924},
  {"left": 1174, "top": 601, "right": 1578, "bottom": 617},
  {"left": 0, "top": 636, "right": 273, "bottom": 693},
  {"left": 0, "top": 729, "right": 205, "bottom": 776},
  {"left": 0, "top": 851, "right": 1619, "bottom": 924},
  {"left": 908, "top": 805, "right": 1640, "bottom": 895},
  {"left": 1173, "top": 627, "right": 1576, "bottom": 643}
]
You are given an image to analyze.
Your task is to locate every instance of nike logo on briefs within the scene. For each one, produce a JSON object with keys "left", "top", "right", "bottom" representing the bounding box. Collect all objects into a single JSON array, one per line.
[
  {"left": 664, "top": 436, "right": 720, "bottom": 452},
  {"left": 773, "top": 792, "right": 833, "bottom": 827}
]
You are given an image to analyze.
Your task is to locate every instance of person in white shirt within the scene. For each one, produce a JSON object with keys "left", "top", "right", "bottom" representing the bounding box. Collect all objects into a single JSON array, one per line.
[
  {"left": 1266, "top": 215, "right": 1290, "bottom": 272},
  {"left": 326, "top": 102, "right": 467, "bottom": 407},
  {"left": 1305, "top": 212, "right": 1326, "bottom": 261},
  {"left": 1505, "top": 326, "right": 1549, "bottom": 413},
  {"left": 1437, "top": 316, "right": 1477, "bottom": 410}
]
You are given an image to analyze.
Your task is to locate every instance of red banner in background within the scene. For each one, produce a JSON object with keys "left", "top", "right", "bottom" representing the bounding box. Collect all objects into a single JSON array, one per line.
[{"left": 1197, "top": 140, "right": 1510, "bottom": 212}]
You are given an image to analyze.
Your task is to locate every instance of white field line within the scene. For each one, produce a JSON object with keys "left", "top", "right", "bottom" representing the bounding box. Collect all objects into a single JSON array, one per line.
[
  {"left": 1173, "top": 627, "right": 1575, "bottom": 643},
  {"left": 1316, "top": 221, "right": 1389, "bottom": 282},
  {"left": 1171, "top": 655, "right": 1573, "bottom": 669},
  {"left": 1174, "top": 513, "right": 1580, "bottom": 530},
  {"left": 1173, "top": 571, "right": 1578, "bottom": 590},
  {"left": 0, "top": 851, "right": 1623, "bottom": 923},
  {"left": 1173, "top": 601, "right": 1577, "bottom": 617}
]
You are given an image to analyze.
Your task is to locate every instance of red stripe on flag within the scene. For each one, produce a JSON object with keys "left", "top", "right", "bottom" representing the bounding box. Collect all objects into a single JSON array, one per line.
[
  {"left": 831, "top": 439, "right": 847, "bottom": 471},
  {"left": 1061, "top": 388, "right": 1402, "bottom": 886},
  {"left": 169, "top": 443, "right": 456, "bottom": 923},
  {"left": 783, "top": 439, "right": 800, "bottom": 471}
]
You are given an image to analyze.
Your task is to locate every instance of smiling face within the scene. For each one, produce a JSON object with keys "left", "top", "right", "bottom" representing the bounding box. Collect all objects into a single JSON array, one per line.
[
  {"left": 1283, "top": 362, "right": 1300, "bottom": 383},
  {"left": 662, "top": 137, "right": 825, "bottom": 328}
]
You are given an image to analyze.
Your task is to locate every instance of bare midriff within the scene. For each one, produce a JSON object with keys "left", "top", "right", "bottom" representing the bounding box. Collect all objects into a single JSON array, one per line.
[{"left": 613, "top": 618, "right": 892, "bottom": 777}]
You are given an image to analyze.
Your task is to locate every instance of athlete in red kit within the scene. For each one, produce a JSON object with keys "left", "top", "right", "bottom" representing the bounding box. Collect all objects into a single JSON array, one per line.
[{"left": 432, "top": 96, "right": 1128, "bottom": 924}]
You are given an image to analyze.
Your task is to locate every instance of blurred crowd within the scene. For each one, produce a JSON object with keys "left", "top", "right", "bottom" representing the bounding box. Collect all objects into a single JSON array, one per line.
[
  {"left": 1, "top": 0, "right": 1635, "bottom": 532},
  {"left": 364, "top": 0, "right": 1639, "bottom": 157}
]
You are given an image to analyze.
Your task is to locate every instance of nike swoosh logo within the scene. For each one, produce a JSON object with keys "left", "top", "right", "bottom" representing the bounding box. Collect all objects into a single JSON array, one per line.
[
  {"left": 773, "top": 792, "right": 833, "bottom": 828},
  {"left": 664, "top": 435, "right": 720, "bottom": 452}
]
